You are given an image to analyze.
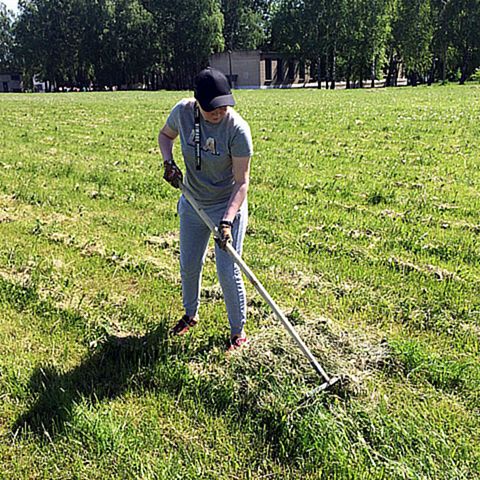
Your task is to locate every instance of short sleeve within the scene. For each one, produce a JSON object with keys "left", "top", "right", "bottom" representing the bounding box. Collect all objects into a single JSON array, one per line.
[
  {"left": 230, "top": 121, "right": 253, "bottom": 158},
  {"left": 166, "top": 101, "right": 183, "bottom": 133}
]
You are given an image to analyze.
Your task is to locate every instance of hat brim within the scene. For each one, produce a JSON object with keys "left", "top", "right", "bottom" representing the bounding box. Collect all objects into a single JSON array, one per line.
[{"left": 201, "top": 94, "right": 235, "bottom": 112}]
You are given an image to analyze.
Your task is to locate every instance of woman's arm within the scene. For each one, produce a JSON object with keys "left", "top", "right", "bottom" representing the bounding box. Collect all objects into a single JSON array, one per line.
[
  {"left": 158, "top": 124, "right": 182, "bottom": 188},
  {"left": 158, "top": 124, "right": 178, "bottom": 162},
  {"left": 222, "top": 155, "right": 250, "bottom": 222}
]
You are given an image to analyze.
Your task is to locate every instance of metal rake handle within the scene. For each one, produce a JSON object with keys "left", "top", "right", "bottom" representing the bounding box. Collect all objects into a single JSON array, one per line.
[{"left": 179, "top": 182, "right": 338, "bottom": 390}]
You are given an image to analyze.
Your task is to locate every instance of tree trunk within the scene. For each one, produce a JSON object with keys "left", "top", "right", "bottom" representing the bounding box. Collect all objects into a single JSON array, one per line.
[
  {"left": 459, "top": 51, "right": 470, "bottom": 85},
  {"left": 317, "top": 57, "right": 322, "bottom": 89},
  {"left": 330, "top": 53, "right": 336, "bottom": 89},
  {"left": 427, "top": 58, "right": 436, "bottom": 86},
  {"left": 370, "top": 58, "right": 376, "bottom": 88},
  {"left": 345, "top": 59, "right": 351, "bottom": 89},
  {"left": 385, "top": 51, "right": 394, "bottom": 87},
  {"left": 324, "top": 53, "right": 330, "bottom": 89},
  {"left": 442, "top": 45, "right": 447, "bottom": 84},
  {"left": 410, "top": 72, "right": 418, "bottom": 87},
  {"left": 393, "top": 59, "right": 398, "bottom": 86}
]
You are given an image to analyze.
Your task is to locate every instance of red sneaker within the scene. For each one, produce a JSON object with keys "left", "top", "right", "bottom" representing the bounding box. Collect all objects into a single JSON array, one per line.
[
  {"left": 170, "top": 315, "right": 198, "bottom": 336},
  {"left": 227, "top": 334, "right": 249, "bottom": 352}
]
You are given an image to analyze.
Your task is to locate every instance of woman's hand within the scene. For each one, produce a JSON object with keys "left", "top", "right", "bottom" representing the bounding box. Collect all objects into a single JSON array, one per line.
[
  {"left": 163, "top": 158, "right": 183, "bottom": 188},
  {"left": 217, "top": 220, "right": 233, "bottom": 249}
]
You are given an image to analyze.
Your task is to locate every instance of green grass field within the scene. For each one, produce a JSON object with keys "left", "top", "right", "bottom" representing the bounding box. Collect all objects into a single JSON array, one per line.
[{"left": 0, "top": 85, "right": 479, "bottom": 479}]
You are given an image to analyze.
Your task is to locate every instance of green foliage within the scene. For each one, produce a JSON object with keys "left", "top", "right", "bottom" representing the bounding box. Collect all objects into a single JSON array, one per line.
[
  {"left": 221, "top": 0, "right": 268, "bottom": 50},
  {"left": 148, "top": 0, "right": 224, "bottom": 88},
  {"left": 471, "top": 67, "right": 480, "bottom": 82},
  {"left": 0, "top": 2, "right": 16, "bottom": 71},
  {"left": 395, "top": 0, "right": 434, "bottom": 79},
  {"left": 6, "top": 0, "right": 480, "bottom": 88},
  {"left": 340, "top": 0, "right": 392, "bottom": 85},
  {"left": 13, "top": 0, "right": 224, "bottom": 89},
  {"left": 271, "top": 0, "right": 480, "bottom": 86},
  {"left": 94, "top": 0, "right": 157, "bottom": 88},
  {"left": 444, "top": 0, "right": 480, "bottom": 84}
]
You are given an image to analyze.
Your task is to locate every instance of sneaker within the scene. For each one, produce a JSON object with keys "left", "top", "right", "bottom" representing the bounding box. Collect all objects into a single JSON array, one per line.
[
  {"left": 170, "top": 314, "right": 198, "bottom": 336},
  {"left": 227, "top": 334, "right": 249, "bottom": 352}
]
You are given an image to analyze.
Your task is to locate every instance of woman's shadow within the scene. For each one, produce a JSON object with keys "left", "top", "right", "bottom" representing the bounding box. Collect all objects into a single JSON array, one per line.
[
  {"left": 11, "top": 315, "right": 330, "bottom": 467},
  {"left": 12, "top": 323, "right": 195, "bottom": 439}
]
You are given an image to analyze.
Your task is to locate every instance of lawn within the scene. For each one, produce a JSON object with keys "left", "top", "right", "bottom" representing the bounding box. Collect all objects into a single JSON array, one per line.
[{"left": 0, "top": 85, "right": 479, "bottom": 479}]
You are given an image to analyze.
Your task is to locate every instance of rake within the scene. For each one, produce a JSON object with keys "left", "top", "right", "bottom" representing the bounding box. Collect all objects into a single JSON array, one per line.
[{"left": 179, "top": 182, "right": 339, "bottom": 393}]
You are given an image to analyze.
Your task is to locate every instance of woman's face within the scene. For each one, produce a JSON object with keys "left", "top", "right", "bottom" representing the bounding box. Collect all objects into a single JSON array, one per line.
[{"left": 199, "top": 105, "right": 228, "bottom": 124}]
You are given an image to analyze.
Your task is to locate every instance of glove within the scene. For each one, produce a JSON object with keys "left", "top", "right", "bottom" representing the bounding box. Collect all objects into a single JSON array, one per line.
[
  {"left": 217, "top": 220, "right": 233, "bottom": 250},
  {"left": 163, "top": 158, "right": 183, "bottom": 188}
]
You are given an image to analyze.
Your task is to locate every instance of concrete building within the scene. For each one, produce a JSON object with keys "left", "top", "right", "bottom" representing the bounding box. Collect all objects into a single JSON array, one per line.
[
  {"left": 0, "top": 73, "right": 23, "bottom": 92},
  {"left": 209, "top": 50, "right": 312, "bottom": 89}
]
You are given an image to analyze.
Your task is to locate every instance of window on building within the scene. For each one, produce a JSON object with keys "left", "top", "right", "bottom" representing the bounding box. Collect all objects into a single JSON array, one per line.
[
  {"left": 299, "top": 62, "right": 306, "bottom": 81},
  {"left": 277, "top": 59, "right": 283, "bottom": 81},
  {"left": 288, "top": 61, "right": 295, "bottom": 81},
  {"left": 265, "top": 59, "right": 272, "bottom": 81}
]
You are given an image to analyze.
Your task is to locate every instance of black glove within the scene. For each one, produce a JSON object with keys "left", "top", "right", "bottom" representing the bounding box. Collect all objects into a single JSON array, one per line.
[
  {"left": 216, "top": 220, "right": 233, "bottom": 250},
  {"left": 163, "top": 158, "right": 183, "bottom": 188}
]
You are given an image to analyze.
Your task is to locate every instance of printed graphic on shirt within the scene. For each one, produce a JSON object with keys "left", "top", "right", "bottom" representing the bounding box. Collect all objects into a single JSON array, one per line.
[{"left": 188, "top": 130, "right": 220, "bottom": 155}]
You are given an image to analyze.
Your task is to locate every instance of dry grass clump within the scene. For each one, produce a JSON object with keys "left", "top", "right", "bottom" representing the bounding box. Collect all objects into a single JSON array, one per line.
[
  {"left": 45, "top": 231, "right": 179, "bottom": 283},
  {"left": 388, "top": 256, "right": 461, "bottom": 281},
  {"left": 0, "top": 211, "right": 13, "bottom": 223},
  {"left": 189, "top": 314, "right": 393, "bottom": 409},
  {"left": 144, "top": 233, "right": 178, "bottom": 249}
]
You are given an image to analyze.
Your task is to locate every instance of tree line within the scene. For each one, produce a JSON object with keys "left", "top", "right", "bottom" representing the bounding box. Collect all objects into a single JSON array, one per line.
[
  {"left": 272, "top": 0, "right": 480, "bottom": 88},
  {"left": 0, "top": 0, "right": 479, "bottom": 90}
]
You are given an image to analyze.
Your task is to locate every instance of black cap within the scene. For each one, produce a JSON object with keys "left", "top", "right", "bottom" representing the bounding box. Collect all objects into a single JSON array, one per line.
[{"left": 194, "top": 68, "right": 235, "bottom": 112}]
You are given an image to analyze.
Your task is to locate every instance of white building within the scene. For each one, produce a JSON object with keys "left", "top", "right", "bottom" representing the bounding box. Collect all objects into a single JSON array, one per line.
[{"left": 209, "top": 50, "right": 312, "bottom": 89}]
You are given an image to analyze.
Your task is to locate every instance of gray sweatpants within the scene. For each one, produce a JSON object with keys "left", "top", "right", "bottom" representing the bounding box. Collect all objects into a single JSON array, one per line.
[{"left": 178, "top": 194, "right": 248, "bottom": 336}]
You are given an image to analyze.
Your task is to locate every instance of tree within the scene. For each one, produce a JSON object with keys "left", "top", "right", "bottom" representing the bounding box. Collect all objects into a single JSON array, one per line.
[
  {"left": 271, "top": 0, "right": 308, "bottom": 58},
  {"left": 0, "top": 2, "right": 16, "bottom": 71},
  {"left": 9, "top": 0, "right": 479, "bottom": 90},
  {"left": 145, "top": 0, "right": 224, "bottom": 89},
  {"left": 95, "top": 0, "right": 156, "bottom": 88},
  {"left": 340, "top": 0, "right": 392, "bottom": 88},
  {"left": 446, "top": 0, "right": 480, "bottom": 83},
  {"left": 390, "top": 0, "right": 434, "bottom": 85},
  {"left": 430, "top": 0, "right": 451, "bottom": 83},
  {"left": 15, "top": 0, "right": 87, "bottom": 89},
  {"left": 221, "top": 0, "right": 269, "bottom": 50},
  {"left": 272, "top": 0, "right": 349, "bottom": 89}
]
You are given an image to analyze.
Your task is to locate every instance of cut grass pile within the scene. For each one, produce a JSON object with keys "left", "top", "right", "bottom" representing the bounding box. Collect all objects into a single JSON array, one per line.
[{"left": 0, "top": 85, "right": 479, "bottom": 479}]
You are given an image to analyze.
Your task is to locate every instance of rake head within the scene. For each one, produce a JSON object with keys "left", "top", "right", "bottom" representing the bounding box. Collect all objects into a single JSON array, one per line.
[{"left": 305, "top": 376, "right": 342, "bottom": 398}]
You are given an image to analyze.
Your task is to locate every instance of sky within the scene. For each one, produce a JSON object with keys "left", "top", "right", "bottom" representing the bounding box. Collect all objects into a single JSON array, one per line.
[{"left": 3, "top": 0, "right": 18, "bottom": 13}]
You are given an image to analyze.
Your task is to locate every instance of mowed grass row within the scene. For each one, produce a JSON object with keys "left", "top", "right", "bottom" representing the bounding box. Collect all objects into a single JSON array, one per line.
[{"left": 0, "top": 86, "right": 479, "bottom": 479}]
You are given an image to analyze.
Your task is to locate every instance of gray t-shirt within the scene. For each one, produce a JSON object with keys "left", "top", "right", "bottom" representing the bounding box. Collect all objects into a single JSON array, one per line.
[{"left": 166, "top": 99, "right": 253, "bottom": 206}]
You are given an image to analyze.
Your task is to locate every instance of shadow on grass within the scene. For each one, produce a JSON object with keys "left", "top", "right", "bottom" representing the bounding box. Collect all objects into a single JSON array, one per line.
[
  {"left": 12, "top": 324, "right": 335, "bottom": 473},
  {"left": 10, "top": 317, "right": 277, "bottom": 429},
  {"left": 6, "top": 274, "right": 334, "bottom": 469},
  {"left": 12, "top": 322, "right": 330, "bottom": 466},
  {"left": 0, "top": 275, "right": 203, "bottom": 439},
  {"left": 12, "top": 326, "right": 176, "bottom": 438}
]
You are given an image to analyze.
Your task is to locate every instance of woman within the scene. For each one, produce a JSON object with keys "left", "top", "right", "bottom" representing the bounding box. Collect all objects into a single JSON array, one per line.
[{"left": 158, "top": 67, "right": 253, "bottom": 351}]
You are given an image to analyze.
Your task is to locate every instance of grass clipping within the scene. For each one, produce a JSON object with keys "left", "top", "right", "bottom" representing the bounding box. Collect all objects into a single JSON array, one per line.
[{"left": 189, "top": 313, "right": 392, "bottom": 409}]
